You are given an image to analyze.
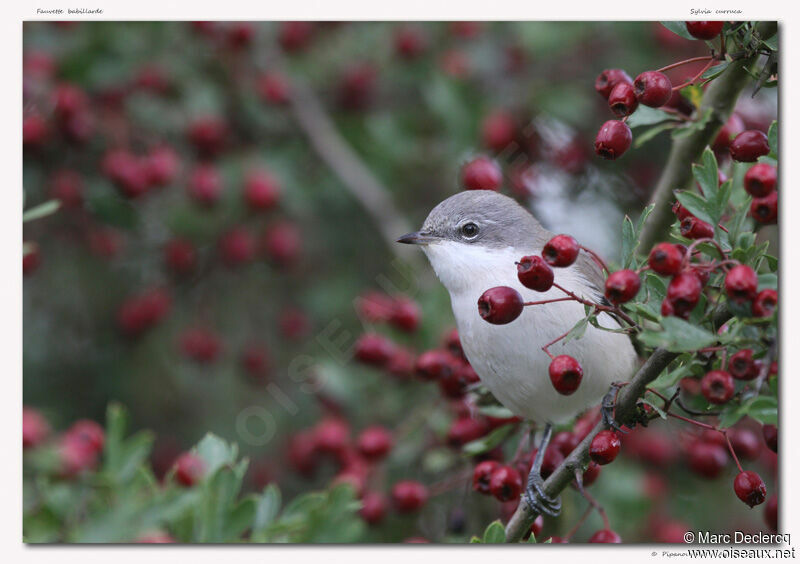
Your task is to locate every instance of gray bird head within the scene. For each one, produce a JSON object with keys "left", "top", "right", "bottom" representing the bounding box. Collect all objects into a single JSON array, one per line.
[{"left": 397, "top": 190, "right": 549, "bottom": 250}]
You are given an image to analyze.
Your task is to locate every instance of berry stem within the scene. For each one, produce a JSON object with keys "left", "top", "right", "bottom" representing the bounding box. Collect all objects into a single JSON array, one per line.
[
  {"left": 666, "top": 411, "right": 717, "bottom": 431},
  {"left": 580, "top": 246, "right": 610, "bottom": 274},
  {"left": 723, "top": 431, "right": 745, "bottom": 473},
  {"left": 656, "top": 55, "right": 715, "bottom": 74},
  {"left": 671, "top": 58, "right": 719, "bottom": 91},
  {"left": 523, "top": 297, "right": 577, "bottom": 307}
]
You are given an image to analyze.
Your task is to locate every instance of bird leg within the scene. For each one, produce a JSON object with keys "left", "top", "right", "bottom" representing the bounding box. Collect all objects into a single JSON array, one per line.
[
  {"left": 601, "top": 382, "right": 628, "bottom": 434},
  {"left": 523, "top": 423, "right": 561, "bottom": 517}
]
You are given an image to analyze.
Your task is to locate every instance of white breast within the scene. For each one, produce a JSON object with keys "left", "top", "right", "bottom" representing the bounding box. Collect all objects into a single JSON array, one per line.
[{"left": 422, "top": 241, "right": 637, "bottom": 424}]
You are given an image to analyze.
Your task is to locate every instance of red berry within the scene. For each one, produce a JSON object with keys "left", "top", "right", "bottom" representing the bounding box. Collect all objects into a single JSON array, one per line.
[
  {"left": 187, "top": 116, "right": 227, "bottom": 157},
  {"left": 263, "top": 221, "right": 302, "bottom": 266},
  {"left": 687, "top": 440, "right": 728, "bottom": 479},
  {"left": 701, "top": 370, "right": 735, "bottom": 404},
  {"left": 608, "top": 82, "right": 639, "bottom": 117},
  {"left": 23, "top": 114, "right": 49, "bottom": 148},
  {"left": 414, "top": 349, "right": 457, "bottom": 380},
  {"left": 549, "top": 355, "right": 583, "bottom": 395},
  {"left": 729, "top": 428, "right": 762, "bottom": 460},
  {"left": 594, "top": 69, "right": 632, "bottom": 99},
  {"left": 734, "top": 470, "right": 767, "bottom": 507},
  {"left": 446, "top": 417, "right": 488, "bottom": 447},
  {"left": 389, "top": 297, "right": 421, "bottom": 332},
  {"left": 729, "top": 349, "right": 757, "bottom": 380},
  {"left": 136, "top": 532, "right": 175, "bottom": 544},
  {"left": 438, "top": 361, "right": 480, "bottom": 399},
  {"left": 666, "top": 272, "right": 703, "bottom": 318},
  {"left": 648, "top": 243, "right": 684, "bottom": 275},
  {"left": 356, "top": 426, "right": 393, "bottom": 462},
  {"left": 313, "top": 418, "right": 350, "bottom": 456},
  {"left": 241, "top": 344, "right": 270, "bottom": 382},
  {"left": 582, "top": 461, "right": 602, "bottom": 487},
  {"left": 552, "top": 431, "right": 580, "bottom": 457},
  {"left": 287, "top": 432, "right": 319, "bottom": 477},
  {"left": 517, "top": 255, "right": 554, "bottom": 292},
  {"left": 22, "top": 407, "right": 50, "bottom": 448},
  {"left": 442, "top": 328, "right": 465, "bottom": 360},
  {"left": 354, "top": 333, "right": 395, "bottom": 366},
  {"left": 219, "top": 228, "right": 255, "bottom": 266},
  {"left": 178, "top": 328, "right": 222, "bottom": 363},
  {"left": 50, "top": 169, "right": 84, "bottom": 208},
  {"left": 338, "top": 63, "right": 378, "bottom": 111},
  {"left": 164, "top": 238, "right": 196, "bottom": 274},
  {"left": 66, "top": 419, "right": 105, "bottom": 454},
  {"left": 725, "top": 264, "right": 758, "bottom": 303},
  {"left": 394, "top": 25, "right": 427, "bottom": 59},
  {"left": 590, "top": 430, "right": 621, "bottom": 465},
  {"left": 473, "top": 460, "right": 501, "bottom": 494},
  {"left": 59, "top": 434, "right": 99, "bottom": 476},
  {"left": 488, "top": 465, "right": 523, "bottom": 502},
  {"left": 23, "top": 244, "right": 41, "bottom": 276},
  {"left": 391, "top": 480, "right": 429, "bottom": 513},
  {"left": 542, "top": 234, "right": 580, "bottom": 267},
  {"left": 530, "top": 515, "right": 544, "bottom": 539},
  {"left": 258, "top": 72, "right": 290, "bottom": 104},
  {"left": 477, "top": 286, "right": 524, "bottom": 325},
  {"left": 680, "top": 216, "right": 714, "bottom": 239},
  {"left": 244, "top": 169, "right": 281, "bottom": 210},
  {"left": 686, "top": 21, "right": 724, "bottom": 40},
  {"left": 589, "top": 529, "right": 621, "bottom": 543},
  {"left": 762, "top": 424, "right": 778, "bottom": 453},
  {"left": 672, "top": 201, "right": 693, "bottom": 220},
  {"left": 279, "top": 21, "right": 315, "bottom": 52},
  {"left": 187, "top": 165, "right": 223, "bottom": 206},
  {"left": 752, "top": 289, "right": 777, "bottom": 318},
  {"left": 765, "top": 496, "right": 778, "bottom": 532},
  {"left": 594, "top": 120, "right": 632, "bottom": 160},
  {"left": 461, "top": 157, "right": 502, "bottom": 191},
  {"left": 744, "top": 163, "right": 776, "bottom": 198},
  {"left": 145, "top": 146, "right": 180, "bottom": 187},
  {"left": 714, "top": 113, "right": 746, "bottom": 151},
  {"left": 173, "top": 452, "right": 205, "bottom": 487},
  {"left": 750, "top": 191, "right": 778, "bottom": 224},
  {"left": 605, "top": 269, "right": 641, "bottom": 304},
  {"left": 227, "top": 22, "right": 254, "bottom": 49},
  {"left": 633, "top": 71, "right": 673, "bottom": 107},
  {"left": 730, "top": 130, "right": 770, "bottom": 162},
  {"left": 360, "top": 492, "right": 387, "bottom": 525},
  {"left": 481, "top": 110, "right": 517, "bottom": 152}
]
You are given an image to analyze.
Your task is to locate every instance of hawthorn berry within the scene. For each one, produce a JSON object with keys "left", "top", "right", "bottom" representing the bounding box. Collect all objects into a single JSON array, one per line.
[
  {"left": 219, "top": 228, "right": 256, "bottom": 266},
  {"left": 145, "top": 146, "right": 180, "bottom": 187},
  {"left": 517, "top": 255, "right": 554, "bottom": 292},
  {"left": 481, "top": 110, "right": 517, "bottom": 152},
  {"left": 263, "top": 221, "right": 302, "bottom": 266},
  {"left": 648, "top": 243, "right": 683, "bottom": 275},
  {"left": 729, "top": 349, "right": 756, "bottom": 380},
  {"left": 23, "top": 244, "right": 41, "bottom": 276},
  {"left": 589, "top": 529, "right": 621, "bottom": 543},
  {"left": 438, "top": 361, "right": 480, "bottom": 398},
  {"left": 338, "top": 63, "right": 378, "bottom": 110},
  {"left": 50, "top": 170, "right": 84, "bottom": 208},
  {"left": 22, "top": 407, "right": 50, "bottom": 448},
  {"left": 473, "top": 460, "right": 501, "bottom": 494},
  {"left": 594, "top": 120, "right": 632, "bottom": 160},
  {"left": 23, "top": 114, "right": 49, "bottom": 148},
  {"left": 538, "top": 445, "right": 566, "bottom": 480},
  {"left": 187, "top": 165, "right": 223, "bottom": 206},
  {"left": 59, "top": 434, "right": 99, "bottom": 477},
  {"left": 665, "top": 272, "right": 703, "bottom": 318},
  {"left": 179, "top": 328, "right": 222, "bottom": 363},
  {"left": 608, "top": 82, "right": 639, "bottom": 117},
  {"left": 187, "top": 115, "right": 227, "bottom": 157},
  {"left": 164, "top": 238, "right": 197, "bottom": 274},
  {"left": 672, "top": 201, "right": 693, "bottom": 220},
  {"left": 730, "top": 428, "right": 762, "bottom": 460},
  {"left": 391, "top": 480, "right": 429, "bottom": 513},
  {"left": 605, "top": 269, "right": 641, "bottom": 304},
  {"left": 447, "top": 417, "right": 488, "bottom": 447},
  {"left": 287, "top": 432, "right": 319, "bottom": 477},
  {"left": 730, "top": 130, "right": 770, "bottom": 162},
  {"left": 590, "top": 430, "right": 621, "bottom": 465},
  {"left": 762, "top": 424, "right": 778, "bottom": 453},
  {"left": 389, "top": 297, "right": 421, "bottom": 332},
  {"left": 552, "top": 431, "right": 580, "bottom": 457},
  {"left": 136, "top": 532, "right": 176, "bottom": 544},
  {"left": 686, "top": 21, "right": 724, "bottom": 40},
  {"left": 714, "top": 113, "right": 746, "bottom": 151},
  {"left": 488, "top": 465, "right": 523, "bottom": 502},
  {"left": 173, "top": 452, "right": 205, "bottom": 487},
  {"left": 414, "top": 349, "right": 456, "bottom": 380},
  {"left": 530, "top": 515, "right": 544, "bottom": 539},
  {"left": 680, "top": 216, "right": 715, "bottom": 239},
  {"left": 258, "top": 72, "right": 290, "bottom": 104},
  {"left": 750, "top": 191, "right": 778, "bottom": 225},
  {"left": 241, "top": 344, "right": 270, "bottom": 383},
  {"left": 752, "top": 289, "right": 777, "bottom": 318},
  {"left": 687, "top": 440, "right": 728, "bottom": 479},
  {"left": 549, "top": 355, "right": 583, "bottom": 395},
  {"left": 356, "top": 427, "right": 393, "bottom": 461},
  {"left": 701, "top": 370, "right": 735, "bottom": 404},
  {"left": 744, "top": 163, "right": 776, "bottom": 198},
  {"left": 542, "top": 234, "right": 580, "bottom": 267},
  {"left": 354, "top": 333, "right": 395, "bottom": 366},
  {"left": 442, "top": 328, "right": 465, "bottom": 360},
  {"left": 360, "top": 492, "right": 388, "bottom": 525},
  {"left": 633, "top": 71, "right": 672, "bottom": 108},
  {"left": 314, "top": 418, "right": 350, "bottom": 456},
  {"left": 461, "top": 157, "right": 502, "bottom": 191},
  {"left": 582, "top": 461, "right": 602, "bottom": 487},
  {"left": 478, "top": 286, "right": 524, "bottom": 325},
  {"left": 244, "top": 169, "right": 281, "bottom": 210},
  {"left": 279, "top": 21, "right": 315, "bottom": 52},
  {"left": 725, "top": 264, "right": 758, "bottom": 303},
  {"left": 734, "top": 470, "right": 767, "bottom": 507},
  {"left": 394, "top": 25, "right": 427, "bottom": 59},
  {"left": 594, "top": 69, "right": 632, "bottom": 99}
]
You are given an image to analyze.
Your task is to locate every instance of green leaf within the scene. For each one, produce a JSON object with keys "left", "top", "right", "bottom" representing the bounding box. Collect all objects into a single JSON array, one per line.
[
  {"left": 626, "top": 106, "right": 676, "bottom": 128},
  {"left": 223, "top": 497, "right": 256, "bottom": 541},
  {"left": 195, "top": 434, "right": 238, "bottom": 477},
  {"left": 767, "top": 120, "right": 778, "bottom": 157},
  {"left": 620, "top": 204, "right": 654, "bottom": 268},
  {"left": 701, "top": 61, "right": 730, "bottom": 80},
  {"left": 252, "top": 485, "right": 282, "bottom": 542},
  {"left": 758, "top": 273, "right": 777, "bottom": 291},
  {"left": 637, "top": 317, "right": 719, "bottom": 352},
  {"left": 693, "top": 148, "right": 720, "bottom": 204},
  {"left": 660, "top": 21, "right": 694, "bottom": 40},
  {"left": 476, "top": 404, "right": 516, "bottom": 419},
  {"left": 675, "top": 191, "right": 714, "bottom": 225},
  {"left": 23, "top": 200, "right": 60, "bottom": 223},
  {"left": 462, "top": 423, "right": 516, "bottom": 456},
  {"left": 561, "top": 313, "right": 593, "bottom": 345},
  {"left": 743, "top": 396, "right": 778, "bottom": 425},
  {"left": 634, "top": 122, "right": 678, "bottom": 148},
  {"left": 483, "top": 520, "right": 506, "bottom": 543}
]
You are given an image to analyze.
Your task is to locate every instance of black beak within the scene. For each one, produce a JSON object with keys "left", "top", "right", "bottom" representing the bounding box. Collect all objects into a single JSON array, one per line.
[{"left": 396, "top": 231, "right": 437, "bottom": 245}]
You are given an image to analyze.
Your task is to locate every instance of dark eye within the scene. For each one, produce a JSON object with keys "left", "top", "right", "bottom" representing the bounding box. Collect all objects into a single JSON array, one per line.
[{"left": 460, "top": 222, "right": 479, "bottom": 239}]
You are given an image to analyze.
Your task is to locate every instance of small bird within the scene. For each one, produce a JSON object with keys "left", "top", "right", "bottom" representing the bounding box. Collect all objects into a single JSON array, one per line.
[{"left": 398, "top": 190, "right": 637, "bottom": 515}]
